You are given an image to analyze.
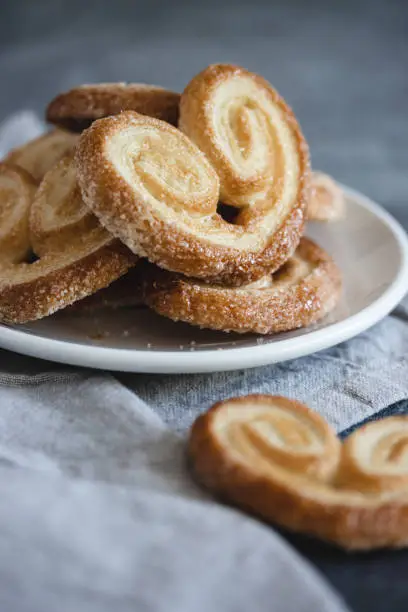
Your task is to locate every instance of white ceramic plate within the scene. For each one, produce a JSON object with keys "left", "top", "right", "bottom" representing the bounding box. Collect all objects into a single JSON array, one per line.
[{"left": 0, "top": 185, "right": 407, "bottom": 373}]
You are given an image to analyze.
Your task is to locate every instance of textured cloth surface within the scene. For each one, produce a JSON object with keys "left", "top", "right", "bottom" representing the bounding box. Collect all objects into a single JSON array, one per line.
[
  {"left": 0, "top": 371, "right": 350, "bottom": 612},
  {"left": 120, "top": 310, "right": 408, "bottom": 433},
  {"left": 1, "top": 112, "right": 407, "bottom": 612}
]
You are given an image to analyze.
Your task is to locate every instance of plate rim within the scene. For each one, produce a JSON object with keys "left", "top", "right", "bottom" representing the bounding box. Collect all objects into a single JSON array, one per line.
[{"left": 0, "top": 185, "right": 407, "bottom": 374}]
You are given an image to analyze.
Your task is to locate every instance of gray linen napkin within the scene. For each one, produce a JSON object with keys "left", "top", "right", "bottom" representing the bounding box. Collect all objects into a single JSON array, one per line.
[
  {"left": 0, "top": 369, "right": 350, "bottom": 612},
  {"left": 0, "top": 113, "right": 352, "bottom": 612},
  {"left": 121, "top": 301, "right": 408, "bottom": 433}
]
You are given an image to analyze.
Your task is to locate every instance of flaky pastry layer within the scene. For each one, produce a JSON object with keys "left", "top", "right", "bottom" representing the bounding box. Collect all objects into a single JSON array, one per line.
[
  {"left": 5, "top": 130, "right": 79, "bottom": 183},
  {"left": 0, "top": 161, "right": 136, "bottom": 324},
  {"left": 76, "top": 103, "right": 309, "bottom": 285},
  {"left": 0, "top": 163, "right": 36, "bottom": 263},
  {"left": 143, "top": 238, "right": 341, "bottom": 334},
  {"left": 308, "top": 171, "right": 345, "bottom": 222},
  {"left": 30, "top": 155, "right": 100, "bottom": 255},
  {"left": 46, "top": 83, "right": 180, "bottom": 131},
  {"left": 189, "top": 395, "right": 408, "bottom": 550},
  {"left": 179, "top": 64, "right": 310, "bottom": 209}
]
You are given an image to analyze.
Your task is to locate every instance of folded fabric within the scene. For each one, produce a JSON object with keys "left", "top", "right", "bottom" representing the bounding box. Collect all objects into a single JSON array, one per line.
[{"left": 0, "top": 369, "right": 348, "bottom": 612}]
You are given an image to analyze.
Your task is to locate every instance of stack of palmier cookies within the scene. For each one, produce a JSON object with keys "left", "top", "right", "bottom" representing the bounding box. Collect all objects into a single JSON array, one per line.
[{"left": 0, "top": 64, "right": 344, "bottom": 332}]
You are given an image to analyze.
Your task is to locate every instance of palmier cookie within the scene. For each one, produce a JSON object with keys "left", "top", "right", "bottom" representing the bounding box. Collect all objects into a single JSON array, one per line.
[
  {"left": 5, "top": 129, "right": 78, "bottom": 184},
  {"left": 0, "top": 160, "right": 137, "bottom": 324},
  {"left": 75, "top": 104, "right": 308, "bottom": 286},
  {"left": 308, "top": 171, "right": 345, "bottom": 222},
  {"left": 143, "top": 238, "right": 341, "bottom": 334},
  {"left": 189, "top": 395, "right": 408, "bottom": 550},
  {"left": 179, "top": 64, "right": 310, "bottom": 209},
  {"left": 46, "top": 83, "right": 180, "bottom": 132}
]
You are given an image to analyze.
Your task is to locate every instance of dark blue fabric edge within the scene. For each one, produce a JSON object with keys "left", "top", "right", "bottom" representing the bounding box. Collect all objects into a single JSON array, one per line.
[{"left": 339, "top": 399, "right": 408, "bottom": 439}]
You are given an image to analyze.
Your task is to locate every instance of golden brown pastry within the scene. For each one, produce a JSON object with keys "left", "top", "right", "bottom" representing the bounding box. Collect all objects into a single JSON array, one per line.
[
  {"left": 179, "top": 64, "right": 310, "bottom": 208},
  {"left": 0, "top": 163, "right": 36, "bottom": 264},
  {"left": 29, "top": 155, "right": 100, "bottom": 254},
  {"left": 5, "top": 129, "right": 78, "bottom": 183},
  {"left": 143, "top": 238, "right": 341, "bottom": 334},
  {"left": 189, "top": 395, "right": 408, "bottom": 550},
  {"left": 308, "top": 171, "right": 345, "bottom": 222},
  {"left": 0, "top": 160, "right": 136, "bottom": 324},
  {"left": 46, "top": 83, "right": 180, "bottom": 131},
  {"left": 75, "top": 105, "right": 309, "bottom": 286}
]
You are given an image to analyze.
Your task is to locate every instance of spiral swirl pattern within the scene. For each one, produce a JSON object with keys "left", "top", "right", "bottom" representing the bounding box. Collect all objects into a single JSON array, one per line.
[
  {"left": 189, "top": 396, "right": 408, "bottom": 550},
  {"left": 0, "top": 163, "right": 35, "bottom": 264},
  {"left": 341, "top": 418, "right": 408, "bottom": 493},
  {"left": 76, "top": 81, "right": 310, "bottom": 285},
  {"left": 143, "top": 238, "right": 341, "bottom": 334},
  {"left": 219, "top": 396, "right": 340, "bottom": 480},
  {"left": 0, "top": 160, "right": 136, "bottom": 324},
  {"left": 180, "top": 64, "right": 305, "bottom": 210},
  {"left": 5, "top": 130, "right": 78, "bottom": 183},
  {"left": 30, "top": 156, "right": 101, "bottom": 255}
]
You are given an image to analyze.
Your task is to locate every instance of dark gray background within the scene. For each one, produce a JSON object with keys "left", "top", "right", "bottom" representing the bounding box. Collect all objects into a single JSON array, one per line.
[{"left": 0, "top": 1, "right": 407, "bottom": 611}]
